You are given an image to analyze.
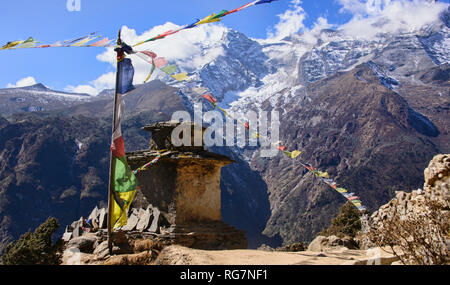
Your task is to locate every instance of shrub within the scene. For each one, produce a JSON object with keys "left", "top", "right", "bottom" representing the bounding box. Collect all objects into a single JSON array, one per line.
[
  {"left": 320, "top": 201, "right": 362, "bottom": 238},
  {"left": 2, "top": 217, "right": 62, "bottom": 265},
  {"left": 366, "top": 198, "right": 449, "bottom": 265}
]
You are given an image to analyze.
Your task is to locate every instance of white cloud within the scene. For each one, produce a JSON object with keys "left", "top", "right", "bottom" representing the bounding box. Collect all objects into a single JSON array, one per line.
[
  {"left": 65, "top": 72, "right": 115, "bottom": 95},
  {"left": 267, "top": 0, "right": 307, "bottom": 40},
  {"left": 6, "top": 76, "right": 37, "bottom": 88},
  {"left": 67, "top": 23, "right": 228, "bottom": 94},
  {"left": 337, "top": 0, "right": 449, "bottom": 39}
]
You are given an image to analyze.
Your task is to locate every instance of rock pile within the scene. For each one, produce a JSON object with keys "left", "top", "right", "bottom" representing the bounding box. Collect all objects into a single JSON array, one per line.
[{"left": 62, "top": 205, "right": 169, "bottom": 243}]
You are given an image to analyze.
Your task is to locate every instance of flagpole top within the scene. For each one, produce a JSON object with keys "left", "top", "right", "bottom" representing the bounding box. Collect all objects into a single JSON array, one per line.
[{"left": 117, "top": 29, "right": 122, "bottom": 45}]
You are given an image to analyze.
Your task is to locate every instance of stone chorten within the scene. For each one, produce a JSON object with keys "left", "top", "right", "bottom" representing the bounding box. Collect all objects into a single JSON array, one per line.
[{"left": 127, "top": 121, "right": 247, "bottom": 249}]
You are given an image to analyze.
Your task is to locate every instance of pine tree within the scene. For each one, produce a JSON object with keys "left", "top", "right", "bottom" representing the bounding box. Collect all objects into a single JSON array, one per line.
[{"left": 2, "top": 217, "right": 62, "bottom": 265}]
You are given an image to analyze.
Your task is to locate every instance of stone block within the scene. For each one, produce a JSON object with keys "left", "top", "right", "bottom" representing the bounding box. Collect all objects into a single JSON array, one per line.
[
  {"left": 148, "top": 207, "right": 161, "bottom": 233},
  {"left": 122, "top": 214, "right": 139, "bottom": 231},
  {"left": 88, "top": 206, "right": 99, "bottom": 221},
  {"left": 98, "top": 208, "right": 107, "bottom": 229},
  {"left": 136, "top": 208, "right": 152, "bottom": 232}
]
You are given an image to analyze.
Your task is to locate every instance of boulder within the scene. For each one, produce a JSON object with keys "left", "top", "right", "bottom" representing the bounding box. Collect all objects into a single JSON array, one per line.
[
  {"left": 67, "top": 234, "right": 99, "bottom": 253},
  {"left": 308, "top": 236, "right": 327, "bottom": 252},
  {"left": 308, "top": 235, "right": 358, "bottom": 252},
  {"left": 93, "top": 241, "right": 110, "bottom": 260}
]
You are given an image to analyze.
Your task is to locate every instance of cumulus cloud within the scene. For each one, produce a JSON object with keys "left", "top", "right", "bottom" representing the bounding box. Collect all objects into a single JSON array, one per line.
[
  {"left": 65, "top": 72, "right": 115, "bottom": 95},
  {"left": 267, "top": 0, "right": 307, "bottom": 40},
  {"left": 67, "top": 23, "right": 228, "bottom": 94},
  {"left": 6, "top": 76, "right": 37, "bottom": 88},
  {"left": 337, "top": 0, "right": 449, "bottom": 39}
]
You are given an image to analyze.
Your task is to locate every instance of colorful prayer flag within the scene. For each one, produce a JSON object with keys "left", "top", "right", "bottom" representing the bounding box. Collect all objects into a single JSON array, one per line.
[
  {"left": 110, "top": 56, "right": 139, "bottom": 229},
  {"left": 160, "top": 64, "right": 177, "bottom": 75},
  {"left": 154, "top": 57, "right": 168, "bottom": 68},
  {"left": 1, "top": 40, "right": 24, "bottom": 50},
  {"left": 283, "top": 150, "right": 302, "bottom": 159},
  {"left": 195, "top": 13, "right": 222, "bottom": 26},
  {"left": 171, "top": 72, "right": 189, "bottom": 81},
  {"left": 202, "top": 93, "right": 217, "bottom": 104}
]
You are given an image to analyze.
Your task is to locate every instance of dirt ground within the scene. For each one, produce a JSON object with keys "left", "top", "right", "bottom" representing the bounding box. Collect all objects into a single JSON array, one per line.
[{"left": 154, "top": 245, "right": 399, "bottom": 265}]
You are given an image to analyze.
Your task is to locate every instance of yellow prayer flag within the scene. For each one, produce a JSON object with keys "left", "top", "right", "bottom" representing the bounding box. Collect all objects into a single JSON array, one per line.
[
  {"left": 71, "top": 36, "right": 100, "bottom": 47},
  {"left": 336, "top": 187, "right": 347, "bottom": 193},
  {"left": 284, "top": 150, "right": 302, "bottom": 159},
  {"left": 1, "top": 40, "right": 24, "bottom": 50},
  {"left": 110, "top": 191, "right": 136, "bottom": 229},
  {"left": 195, "top": 14, "right": 222, "bottom": 26},
  {"left": 171, "top": 72, "right": 189, "bottom": 82}
]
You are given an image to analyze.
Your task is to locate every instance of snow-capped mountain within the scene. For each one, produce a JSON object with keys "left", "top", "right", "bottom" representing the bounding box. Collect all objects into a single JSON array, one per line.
[
  {"left": 0, "top": 83, "right": 97, "bottom": 115},
  {"left": 166, "top": 7, "right": 449, "bottom": 121},
  {"left": 0, "top": 6, "right": 448, "bottom": 248}
]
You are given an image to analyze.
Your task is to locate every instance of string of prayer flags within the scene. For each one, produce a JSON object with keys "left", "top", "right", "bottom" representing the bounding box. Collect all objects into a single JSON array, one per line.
[
  {"left": 89, "top": 37, "right": 112, "bottom": 47},
  {"left": 187, "top": 78, "right": 367, "bottom": 213},
  {"left": 0, "top": 33, "right": 114, "bottom": 51},
  {"left": 133, "top": 154, "right": 162, "bottom": 175},
  {"left": 71, "top": 35, "right": 101, "bottom": 46},
  {"left": 132, "top": 0, "right": 279, "bottom": 47}
]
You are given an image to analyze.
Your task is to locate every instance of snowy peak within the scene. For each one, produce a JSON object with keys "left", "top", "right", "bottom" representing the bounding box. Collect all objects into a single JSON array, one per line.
[
  {"left": 0, "top": 84, "right": 98, "bottom": 116},
  {"left": 19, "top": 83, "right": 50, "bottom": 92}
]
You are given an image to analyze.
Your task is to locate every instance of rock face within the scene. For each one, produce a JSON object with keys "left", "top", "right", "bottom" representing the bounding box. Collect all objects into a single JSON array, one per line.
[
  {"left": 365, "top": 154, "right": 450, "bottom": 264},
  {"left": 370, "top": 154, "right": 450, "bottom": 226},
  {"left": 259, "top": 64, "right": 444, "bottom": 244}
]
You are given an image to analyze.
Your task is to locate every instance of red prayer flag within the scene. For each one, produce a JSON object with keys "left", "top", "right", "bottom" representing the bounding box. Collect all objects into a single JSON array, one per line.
[
  {"left": 202, "top": 94, "right": 217, "bottom": 104},
  {"left": 278, "top": 145, "right": 287, "bottom": 151},
  {"left": 140, "top": 50, "right": 157, "bottom": 58}
]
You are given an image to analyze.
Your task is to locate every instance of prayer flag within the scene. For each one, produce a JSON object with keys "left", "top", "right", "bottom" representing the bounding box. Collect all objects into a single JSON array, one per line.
[
  {"left": 202, "top": 93, "right": 217, "bottom": 104},
  {"left": 284, "top": 150, "right": 302, "bottom": 159},
  {"left": 195, "top": 13, "right": 222, "bottom": 26},
  {"left": 171, "top": 72, "right": 189, "bottom": 81},
  {"left": 160, "top": 64, "right": 177, "bottom": 75},
  {"left": 154, "top": 57, "right": 168, "bottom": 68},
  {"left": 110, "top": 56, "right": 139, "bottom": 229}
]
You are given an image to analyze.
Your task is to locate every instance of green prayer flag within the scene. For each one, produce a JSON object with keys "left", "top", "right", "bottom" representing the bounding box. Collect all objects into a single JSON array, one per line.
[{"left": 160, "top": 64, "right": 177, "bottom": 75}]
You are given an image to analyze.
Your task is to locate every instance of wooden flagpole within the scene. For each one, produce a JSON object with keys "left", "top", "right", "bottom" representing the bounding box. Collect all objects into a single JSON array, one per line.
[{"left": 107, "top": 29, "right": 122, "bottom": 255}]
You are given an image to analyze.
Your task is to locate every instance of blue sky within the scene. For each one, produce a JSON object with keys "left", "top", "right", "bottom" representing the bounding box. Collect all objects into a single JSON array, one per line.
[{"left": 1, "top": 0, "right": 448, "bottom": 93}]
